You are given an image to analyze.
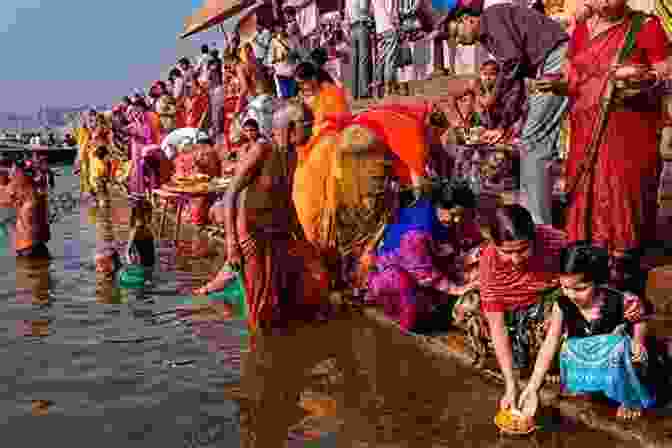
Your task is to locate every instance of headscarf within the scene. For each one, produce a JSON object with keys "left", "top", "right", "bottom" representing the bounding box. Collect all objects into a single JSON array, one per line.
[{"left": 479, "top": 225, "right": 566, "bottom": 312}]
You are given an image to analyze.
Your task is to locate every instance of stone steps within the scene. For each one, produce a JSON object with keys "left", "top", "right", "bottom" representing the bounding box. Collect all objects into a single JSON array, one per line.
[{"left": 351, "top": 74, "right": 476, "bottom": 112}]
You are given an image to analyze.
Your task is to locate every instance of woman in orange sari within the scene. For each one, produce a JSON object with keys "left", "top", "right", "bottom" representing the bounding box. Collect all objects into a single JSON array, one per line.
[{"left": 292, "top": 61, "right": 349, "bottom": 245}]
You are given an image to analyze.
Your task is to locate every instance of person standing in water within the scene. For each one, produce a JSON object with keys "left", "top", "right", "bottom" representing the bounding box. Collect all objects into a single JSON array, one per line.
[{"left": 0, "top": 160, "right": 51, "bottom": 258}]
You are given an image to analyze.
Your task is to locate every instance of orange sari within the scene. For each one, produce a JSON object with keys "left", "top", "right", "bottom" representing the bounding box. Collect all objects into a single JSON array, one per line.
[
  {"left": 341, "top": 102, "right": 431, "bottom": 185},
  {"left": 146, "top": 111, "right": 162, "bottom": 144},
  {"left": 293, "top": 83, "right": 349, "bottom": 244}
]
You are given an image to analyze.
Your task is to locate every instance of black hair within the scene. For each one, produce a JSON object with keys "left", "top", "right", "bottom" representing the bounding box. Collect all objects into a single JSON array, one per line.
[
  {"left": 178, "top": 57, "right": 191, "bottom": 66},
  {"left": 482, "top": 204, "right": 536, "bottom": 245},
  {"left": 122, "top": 96, "right": 132, "bottom": 104},
  {"left": 201, "top": 44, "right": 210, "bottom": 53},
  {"left": 429, "top": 109, "right": 449, "bottom": 129},
  {"left": 242, "top": 118, "right": 260, "bottom": 129},
  {"left": 432, "top": 179, "right": 476, "bottom": 210},
  {"left": 455, "top": 7, "right": 481, "bottom": 18},
  {"left": 95, "top": 146, "right": 110, "bottom": 160},
  {"left": 209, "top": 48, "right": 219, "bottom": 57},
  {"left": 310, "top": 47, "right": 329, "bottom": 68},
  {"left": 169, "top": 68, "right": 182, "bottom": 78},
  {"left": 560, "top": 242, "right": 610, "bottom": 285},
  {"left": 295, "top": 49, "right": 334, "bottom": 84},
  {"left": 480, "top": 60, "right": 499, "bottom": 71}
]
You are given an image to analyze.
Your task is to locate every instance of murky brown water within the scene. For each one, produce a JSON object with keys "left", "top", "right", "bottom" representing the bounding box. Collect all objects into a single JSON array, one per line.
[{"left": 0, "top": 169, "right": 639, "bottom": 447}]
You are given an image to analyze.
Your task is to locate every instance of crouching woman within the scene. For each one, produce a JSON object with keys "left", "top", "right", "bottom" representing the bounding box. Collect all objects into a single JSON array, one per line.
[
  {"left": 477, "top": 205, "right": 566, "bottom": 411},
  {"left": 519, "top": 243, "right": 654, "bottom": 420}
]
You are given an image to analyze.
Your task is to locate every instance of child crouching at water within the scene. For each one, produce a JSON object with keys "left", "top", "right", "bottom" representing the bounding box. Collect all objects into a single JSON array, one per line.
[
  {"left": 518, "top": 242, "right": 654, "bottom": 420},
  {"left": 0, "top": 161, "right": 50, "bottom": 258},
  {"left": 126, "top": 204, "right": 155, "bottom": 283}
]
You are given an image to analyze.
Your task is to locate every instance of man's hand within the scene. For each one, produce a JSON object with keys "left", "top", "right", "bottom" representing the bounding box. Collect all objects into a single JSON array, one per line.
[{"left": 481, "top": 128, "right": 506, "bottom": 144}]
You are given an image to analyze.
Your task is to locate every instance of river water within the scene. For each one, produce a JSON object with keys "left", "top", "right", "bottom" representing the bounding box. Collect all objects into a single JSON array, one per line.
[{"left": 0, "top": 168, "right": 639, "bottom": 447}]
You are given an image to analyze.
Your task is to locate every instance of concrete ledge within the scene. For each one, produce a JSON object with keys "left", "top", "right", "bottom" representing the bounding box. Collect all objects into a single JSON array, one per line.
[{"left": 361, "top": 306, "right": 672, "bottom": 448}]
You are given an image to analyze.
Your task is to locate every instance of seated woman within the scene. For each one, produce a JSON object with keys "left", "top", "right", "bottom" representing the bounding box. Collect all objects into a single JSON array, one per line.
[
  {"left": 469, "top": 204, "right": 566, "bottom": 410},
  {"left": 365, "top": 179, "right": 481, "bottom": 332},
  {"left": 519, "top": 242, "right": 654, "bottom": 420}
]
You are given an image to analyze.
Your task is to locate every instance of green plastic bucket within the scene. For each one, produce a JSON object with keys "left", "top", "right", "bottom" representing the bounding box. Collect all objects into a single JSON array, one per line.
[
  {"left": 119, "top": 264, "right": 146, "bottom": 289},
  {"left": 176, "top": 267, "right": 248, "bottom": 320}
]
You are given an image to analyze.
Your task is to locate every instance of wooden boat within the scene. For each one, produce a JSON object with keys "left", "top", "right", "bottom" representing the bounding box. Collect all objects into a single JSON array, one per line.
[{"left": 0, "top": 142, "right": 77, "bottom": 164}]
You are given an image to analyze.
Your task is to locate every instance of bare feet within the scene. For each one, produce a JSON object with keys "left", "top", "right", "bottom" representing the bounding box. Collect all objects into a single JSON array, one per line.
[
  {"left": 544, "top": 374, "right": 561, "bottom": 385},
  {"left": 616, "top": 406, "right": 642, "bottom": 420}
]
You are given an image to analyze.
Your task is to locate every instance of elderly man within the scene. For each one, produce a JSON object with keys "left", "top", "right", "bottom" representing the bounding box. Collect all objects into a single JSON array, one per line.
[{"left": 453, "top": 4, "right": 569, "bottom": 225}]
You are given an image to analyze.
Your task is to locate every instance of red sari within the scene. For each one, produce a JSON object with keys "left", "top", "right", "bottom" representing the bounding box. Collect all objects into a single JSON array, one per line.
[{"left": 565, "top": 16, "right": 668, "bottom": 252}]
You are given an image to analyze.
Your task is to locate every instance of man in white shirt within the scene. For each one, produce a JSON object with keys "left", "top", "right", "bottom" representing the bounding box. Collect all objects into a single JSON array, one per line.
[
  {"left": 372, "top": 0, "right": 401, "bottom": 97},
  {"left": 346, "top": 0, "right": 374, "bottom": 99}
]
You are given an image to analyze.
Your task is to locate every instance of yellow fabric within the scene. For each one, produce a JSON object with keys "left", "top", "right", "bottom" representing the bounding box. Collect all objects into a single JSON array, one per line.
[
  {"left": 90, "top": 158, "right": 107, "bottom": 192},
  {"left": 293, "top": 83, "right": 350, "bottom": 248},
  {"left": 293, "top": 133, "right": 340, "bottom": 248},
  {"left": 76, "top": 127, "right": 93, "bottom": 195},
  {"left": 300, "top": 83, "right": 349, "bottom": 162},
  {"left": 656, "top": 0, "right": 672, "bottom": 39}
]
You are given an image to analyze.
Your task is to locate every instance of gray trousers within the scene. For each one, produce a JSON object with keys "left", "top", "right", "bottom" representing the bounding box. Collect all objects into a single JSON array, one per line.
[
  {"left": 375, "top": 30, "right": 400, "bottom": 85},
  {"left": 519, "top": 43, "right": 569, "bottom": 225},
  {"left": 351, "top": 22, "right": 373, "bottom": 98}
]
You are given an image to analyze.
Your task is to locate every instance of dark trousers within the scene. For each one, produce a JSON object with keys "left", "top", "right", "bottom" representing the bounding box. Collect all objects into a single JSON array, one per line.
[{"left": 350, "top": 22, "right": 372, "bottom": 99}]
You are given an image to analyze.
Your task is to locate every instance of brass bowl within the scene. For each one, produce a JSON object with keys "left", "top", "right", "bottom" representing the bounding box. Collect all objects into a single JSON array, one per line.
[{"left": 494, "top": 409, "right": 537, "bottom": 435}]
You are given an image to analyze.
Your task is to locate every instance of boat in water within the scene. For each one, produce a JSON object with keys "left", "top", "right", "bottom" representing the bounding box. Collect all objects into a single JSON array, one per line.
[{"left": 0, "top": 141, "right": 77, "bottom": 164}]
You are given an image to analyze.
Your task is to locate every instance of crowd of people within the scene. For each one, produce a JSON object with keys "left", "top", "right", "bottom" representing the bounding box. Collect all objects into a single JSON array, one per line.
[{"left": 2, "top": 0, "right": 672, "bottom": 430}]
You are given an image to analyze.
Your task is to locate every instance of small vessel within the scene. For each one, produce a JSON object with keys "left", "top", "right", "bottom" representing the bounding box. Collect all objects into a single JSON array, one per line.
[{"left": 0, "top": 141, "right": 77, "bottom": 164}]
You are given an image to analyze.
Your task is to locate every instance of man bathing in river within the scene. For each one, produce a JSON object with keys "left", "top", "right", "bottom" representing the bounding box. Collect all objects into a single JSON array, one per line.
[
  {"left": 197, "top": 116, "right": 327, "bottom": 339},
  {"left": 0, "top": 161, "right": 51, "bottom": 258}
]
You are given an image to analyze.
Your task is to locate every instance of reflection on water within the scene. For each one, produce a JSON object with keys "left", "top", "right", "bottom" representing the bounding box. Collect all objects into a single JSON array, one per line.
[
  {"left": 0, "top": 169, "right": 642, "bottom": 447},
  {"left": 15, "top": 257, "right": 52, "bottom": 307},
  {"left": 232, "top": 315, "right": 640, "bottom": 447}
]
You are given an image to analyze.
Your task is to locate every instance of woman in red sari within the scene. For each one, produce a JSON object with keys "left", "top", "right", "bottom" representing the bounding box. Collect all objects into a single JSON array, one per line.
[
  {"left": 564, "top": 2, "right": 670, "bottom": 290},
  {"left": 185, "top": 80, "right": 210, "bottom": 129}
]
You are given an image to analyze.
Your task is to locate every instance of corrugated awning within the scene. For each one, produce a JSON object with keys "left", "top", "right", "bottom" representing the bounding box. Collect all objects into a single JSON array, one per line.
[{"left": 181, "top": 0, "right": 250, "bottom": 39}]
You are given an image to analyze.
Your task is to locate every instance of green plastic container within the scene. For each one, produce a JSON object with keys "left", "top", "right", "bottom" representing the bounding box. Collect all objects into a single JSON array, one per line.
[
  {"left": 119, "top": 264, "right": 146, "bottom": 289},
  {"left": 176, "top": 267, "right": 248, "bottom": 321}
]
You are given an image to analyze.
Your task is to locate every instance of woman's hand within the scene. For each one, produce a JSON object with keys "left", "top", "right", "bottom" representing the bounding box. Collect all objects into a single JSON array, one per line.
[
  {"left": 500, "top": 384, "right": 518, "bottom": 411},
  {"left": 517, "top": 385, "right": 539, "bottom": 417},
  {"left": 611, "top": 64, "right": 649, "bottom": 82}
]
